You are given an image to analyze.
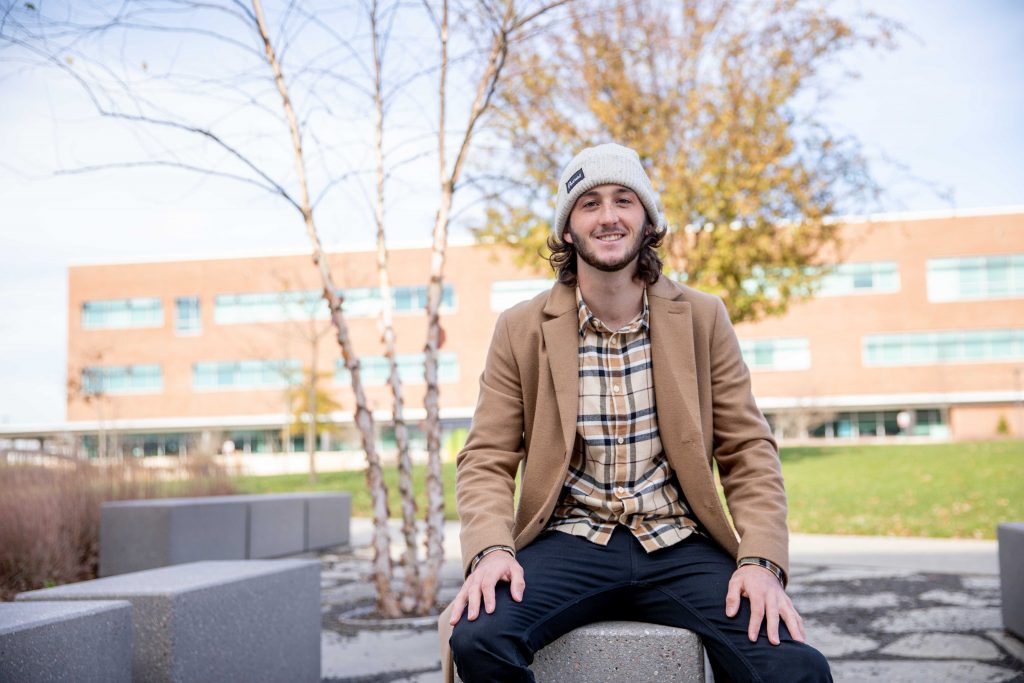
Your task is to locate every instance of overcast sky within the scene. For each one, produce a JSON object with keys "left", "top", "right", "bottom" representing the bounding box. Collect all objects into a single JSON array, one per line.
[{"left": 1, "top": 0, "right": 1022, "bottom": 426}]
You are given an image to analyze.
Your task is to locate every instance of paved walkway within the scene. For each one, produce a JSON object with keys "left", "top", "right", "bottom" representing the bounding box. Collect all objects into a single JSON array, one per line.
[{"left": 318, "top": 520, "right": 1023, "bottom": 682}]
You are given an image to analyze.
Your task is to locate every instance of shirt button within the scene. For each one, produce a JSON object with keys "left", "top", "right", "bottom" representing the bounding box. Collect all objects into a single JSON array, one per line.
[
  {"left": 617, "top": 437, "right": 624, "bottom": 444},
  {"left": 612, "top": 385, "right": 621, "bottom": 393},
  {"left": 615, "top": 486, "right": 626, "bottom": 494}
]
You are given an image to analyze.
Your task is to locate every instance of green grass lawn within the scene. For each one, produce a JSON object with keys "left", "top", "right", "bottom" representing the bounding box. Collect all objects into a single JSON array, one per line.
[
  {"left": 234, "top": 440, "right": 1024, "bottom": 539},
  {"left": 235, "top": 463, "right": 459, "bottom": 523},
  {"left": 779, "top": 440, "right": 1023, "bottom": 539}
]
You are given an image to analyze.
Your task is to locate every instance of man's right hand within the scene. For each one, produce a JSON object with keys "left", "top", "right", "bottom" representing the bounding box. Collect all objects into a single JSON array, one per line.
[{"left": 449, "top": 550, "right": 525, "bottom": 625}]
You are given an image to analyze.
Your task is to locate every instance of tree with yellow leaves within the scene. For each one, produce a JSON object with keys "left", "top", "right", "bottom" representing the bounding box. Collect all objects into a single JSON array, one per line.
[{"left": 476, "top": 0, "right": 900, "bottom": 323}]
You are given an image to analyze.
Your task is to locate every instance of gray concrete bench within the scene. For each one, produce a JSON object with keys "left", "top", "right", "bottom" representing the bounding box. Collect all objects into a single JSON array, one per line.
[
  {"left": 100, "top": 491, "right": 351, "bottom": 576},
  {"left": 0, "top": 601, "right": 132, "bottom": 683},
  {"left": 998, "top": 522, "right": 1024, "bottom": 639},
  {"left": 532, "top": 622, "right": 705, "bottom": 681},
  {"left": 456, "top": 621, "right": 704, "bottom": 682},
  {"left": 17, "top": 560, "right": 320, "bottom": 683}
]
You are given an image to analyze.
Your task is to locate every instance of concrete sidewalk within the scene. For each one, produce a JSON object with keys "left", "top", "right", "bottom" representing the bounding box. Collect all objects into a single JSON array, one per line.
[
  {"left": 350, "top": 519, "right": 1001, "bottom": 575},
  {"left": 790, "top": 532, "right": 999, "bottom": 575},
  {"left": 325, "top": 519, "right": 1021, "bottom": 683}
]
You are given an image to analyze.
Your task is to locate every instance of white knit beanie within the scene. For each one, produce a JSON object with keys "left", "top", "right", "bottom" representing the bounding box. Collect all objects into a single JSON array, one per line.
[{"left": 552, "top": 143, "right": 665, "bottom": 240}]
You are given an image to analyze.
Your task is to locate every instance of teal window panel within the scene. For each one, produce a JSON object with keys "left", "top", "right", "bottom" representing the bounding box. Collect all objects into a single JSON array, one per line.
[
  {"left": 82, "top": 298, "right": 163, "bottom": 329},
  {"left": 175, "top": 296, "right": 201, "bottom": 334},
  {"left": 927, "top": 253, "right": 1024, "bottom": 302},
  {"left": 738, "top": 338, "right": 811, "bottom": 371},
  {"left": 82, "top": 364, "right": 162, "bottom": 394}
]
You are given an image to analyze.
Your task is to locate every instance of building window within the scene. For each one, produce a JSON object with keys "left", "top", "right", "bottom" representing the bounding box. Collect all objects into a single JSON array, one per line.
[
  {"left": 863, "top": 329, "right": 1024, "bottom": 366},
  {"left": 336, "top": 352, "right": 459, "bottom": 386},
  {"left": 738, "top": 338, "right": 811, "bottom": 371},
  {"left": 193, "top": 359, "right": 300, "bottom": 389},
  {"left": 337, "top": 285, "right": 456, "bottom": 317},
  {"left": 739, "top": 262, "right": 899, "bottom": 299},
  {"left": 81, "top": 364, "right": 162, "bottom": 394},
  {"left": 806, "top": 409, "right": 947, "bottom": 439},
  {"left": 927, "top": 254, "right": 1024, "bottom": 302},
  {"left": 226, "top": 429, "right": 283, "bottom": 454},
  {"left": 214, "top": 291, "right": 325, "bottom": 324},
  {"left": 818, "top": 262, "right": 900, "bottom": 296},
  {"left": 175, "top": 296, "right": 201, "bottom": 334},
  {"left": 392, "top": 285, "right": 456, "bottom": 314},
  {"left": 82, "top": 298, "right": 163, "bottom": 329},
  {"left": 491, "top": 279, "right": 555, "bottom": 312},
  {"left": 213, "top": 285, "right": 455, "bottom": 324}
]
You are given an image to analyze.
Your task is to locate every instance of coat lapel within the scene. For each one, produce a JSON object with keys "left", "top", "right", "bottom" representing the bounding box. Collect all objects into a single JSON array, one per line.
[
  {"left": 542, "top": 284, "right": 580, "bottom": 457},
  {"left": 648, "top": 278, "right": 705, "bottom": 455}
]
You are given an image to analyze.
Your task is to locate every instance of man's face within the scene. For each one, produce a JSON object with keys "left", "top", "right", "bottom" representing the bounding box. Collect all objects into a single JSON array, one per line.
[{"left": 564, "top": 184, "right": 648, "bottom": 274}]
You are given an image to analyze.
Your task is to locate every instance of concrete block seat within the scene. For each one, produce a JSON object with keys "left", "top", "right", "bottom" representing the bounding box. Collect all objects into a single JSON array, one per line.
[
  {"left": 100, "top": 491, "right": 351, "bottom": 576},
  {"left": 998, "top": 522, "right": 1024, "bottom": 639},
  {"left": 17, "top": 559, "right": 321, "bottom": 683},
  {"left": 0, "top": 601, "right": 132, "bottom": 683},
  {"left": 304, "top": 491, "right": 353, "bottom": 549},
  {"left": 456, "top": 621, "right": 704, "bottom": 682}
]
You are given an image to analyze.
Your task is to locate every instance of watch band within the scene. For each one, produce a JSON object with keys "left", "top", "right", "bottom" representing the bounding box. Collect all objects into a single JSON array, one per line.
[
  {"left": 737, "top": 557, "right": 786, "bottom": 586},
  {"left": 470, "top": 545, "right": 516, "bottom": 573}
]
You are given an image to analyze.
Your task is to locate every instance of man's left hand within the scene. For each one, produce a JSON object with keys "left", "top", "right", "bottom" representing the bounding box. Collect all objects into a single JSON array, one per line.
[{"left": 725, "top": 565, "right": 805, "bottom": 645}]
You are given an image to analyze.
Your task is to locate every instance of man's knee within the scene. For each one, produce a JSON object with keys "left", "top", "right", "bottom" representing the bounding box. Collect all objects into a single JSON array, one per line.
[
  {"left": 775, "top": 642, "right": 832, "bottom": 683},
  {"left": 449, "top": 614, "right": 524, "bottom": 663},
  {"left": 449, "top": 615, "right": 533, "bottom": 682},
  {"left": 448, "top": 618, "right": 483, "bottom": 661}
]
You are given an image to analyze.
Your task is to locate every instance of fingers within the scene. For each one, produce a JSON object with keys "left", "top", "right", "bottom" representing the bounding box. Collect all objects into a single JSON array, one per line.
[
  {"left": 725, "top": 575, "right": 742, "bottom": 617},
  {"left": 765, "top": 600, "right": 780, "bottom": 645},
  {"left": 510, "top": 562, "right": 526, "bottom": 602},
  {"left": 482, "top": 579, "right": 497, "bottom": 614},
  {"left": 729, "top": 566, "right": 807, "bottom": 646},
  {"left": 450, "top": 553, "right": 525, "bottom": 625},
  {"left": 448, "top": 588, "right": 467, "bottom": 626},
  {"left": 781, "top": 604, "right": 806, "bottom": 643},
  {"left": 467, "top": 579, "right": 483, "bottom": 621},
  {"left": 746, "top": 594, "right": 765, "bottom": 642}
]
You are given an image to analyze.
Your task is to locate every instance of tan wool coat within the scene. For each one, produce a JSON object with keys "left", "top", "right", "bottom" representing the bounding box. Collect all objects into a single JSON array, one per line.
[{"left": 438, "top": 275, "right": 789, "bottom": 682}]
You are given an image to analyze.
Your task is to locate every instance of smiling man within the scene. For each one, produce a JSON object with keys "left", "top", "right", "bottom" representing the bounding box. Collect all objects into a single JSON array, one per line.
[{"left": 439, "top": 143, "right": 831, "bottom": 682}]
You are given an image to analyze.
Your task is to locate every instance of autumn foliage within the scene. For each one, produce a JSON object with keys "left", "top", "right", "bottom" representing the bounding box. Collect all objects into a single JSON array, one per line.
[{"left": 477, "top": 0, "right": 900, "bottom": 323}]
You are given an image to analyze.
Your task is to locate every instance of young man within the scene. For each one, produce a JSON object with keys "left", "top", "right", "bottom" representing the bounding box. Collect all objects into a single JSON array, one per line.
[{"left": 438, "top": 143, "right": 831, "bottom": 682}]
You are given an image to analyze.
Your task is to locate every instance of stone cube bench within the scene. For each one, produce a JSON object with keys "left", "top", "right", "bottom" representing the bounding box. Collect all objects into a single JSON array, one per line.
[
  {"left": 456, "top": 621, "right": 704, "bottom": 682},
  {"left": 0, "top": 601, "right": 132, "bottom": 683},
  {"left": 17, "top": 559, "right": 321, "bottom": 683},
  {"left": 998, "top": 521, "right": 1024, "bottom": 639},
  {"left": 101, "top": 491, "right": 351, "bottom": 576}
]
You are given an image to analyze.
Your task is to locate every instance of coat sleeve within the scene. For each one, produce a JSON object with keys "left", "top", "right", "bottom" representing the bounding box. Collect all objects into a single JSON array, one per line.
[
  {"left": 455, "top": 311, "right": 526, "bottom": 576},
  {"left": 708, "top": 297, "right": 790, "bottom": 580}
]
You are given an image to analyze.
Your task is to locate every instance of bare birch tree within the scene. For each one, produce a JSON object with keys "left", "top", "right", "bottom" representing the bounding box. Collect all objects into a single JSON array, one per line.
[
  {"left": 417, "top": 0, "right": 574, "bottom": 610},
  {"left": 251, "top": 0, "right": 401, "bottom": 615},
  {"left": 366, "top": 0, "right": 420, "bottom": 613},
  {"left": 2, "top": 0, "right": 575, "bottom": 616}
]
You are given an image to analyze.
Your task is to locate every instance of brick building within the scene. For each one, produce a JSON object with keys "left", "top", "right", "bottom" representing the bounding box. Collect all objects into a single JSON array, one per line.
[{"left": 5, "top": 207, "right": 1022, "bottom": 464}]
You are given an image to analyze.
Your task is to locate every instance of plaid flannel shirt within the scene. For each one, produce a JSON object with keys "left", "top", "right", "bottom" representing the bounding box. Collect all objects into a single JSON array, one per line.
[{"left": 546, "top": 287, "right": 697, "bottom": 551}]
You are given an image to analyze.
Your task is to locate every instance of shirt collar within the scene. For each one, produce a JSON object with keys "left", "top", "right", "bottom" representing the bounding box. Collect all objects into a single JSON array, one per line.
[{"left": 576, "top": 286, "right": 650, "bottom": 338}]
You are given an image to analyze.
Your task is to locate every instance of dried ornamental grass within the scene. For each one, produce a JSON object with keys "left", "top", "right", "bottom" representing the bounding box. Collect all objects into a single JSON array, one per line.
[{"left": 0, "top": 458, "right": 237, "bottom": 601}]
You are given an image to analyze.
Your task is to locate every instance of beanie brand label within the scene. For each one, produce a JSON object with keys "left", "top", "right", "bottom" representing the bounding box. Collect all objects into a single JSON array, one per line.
[{"left": 566, "top": 168, "right": 585, "bottom": 193}]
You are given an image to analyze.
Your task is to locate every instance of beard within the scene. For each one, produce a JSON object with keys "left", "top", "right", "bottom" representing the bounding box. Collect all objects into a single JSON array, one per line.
[{"left": 568, "top": 225, "right": 647, "bottom": 273}]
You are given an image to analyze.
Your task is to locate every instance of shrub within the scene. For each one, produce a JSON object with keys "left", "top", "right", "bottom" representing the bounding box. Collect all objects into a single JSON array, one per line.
[
  {"left": 0, "top": 458, "right": 237, "bottom": 601},
  {"left": 996, "top": 415, "right": 1010, "bottom": 436}
]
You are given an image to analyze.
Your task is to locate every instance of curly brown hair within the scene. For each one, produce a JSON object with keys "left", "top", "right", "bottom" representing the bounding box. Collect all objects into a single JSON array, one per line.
[{"left": 547, "top": 222, "right": 667, "bottom": 286}]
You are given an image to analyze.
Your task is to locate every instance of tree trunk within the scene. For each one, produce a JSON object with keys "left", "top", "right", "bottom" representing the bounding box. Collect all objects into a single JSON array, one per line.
[
  {"left": 369, "top": 0, "right": 420, "bottom": 615},
  {"left": 418, "top": 0, "right": 451, "bottom": 613},
  {"left": 251, "top": 0, "right": 398, "bottom": 617},
  {"left": 419, "top": 0, "right": 521, "bottom": 613},
  {"left": 306, "top": 360, "right": 318, "bottom": 484}
]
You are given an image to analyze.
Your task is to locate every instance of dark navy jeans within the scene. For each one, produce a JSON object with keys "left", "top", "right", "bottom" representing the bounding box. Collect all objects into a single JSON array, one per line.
[{"left": 450, "top": 528, "right": 831, "bottom": 682}]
